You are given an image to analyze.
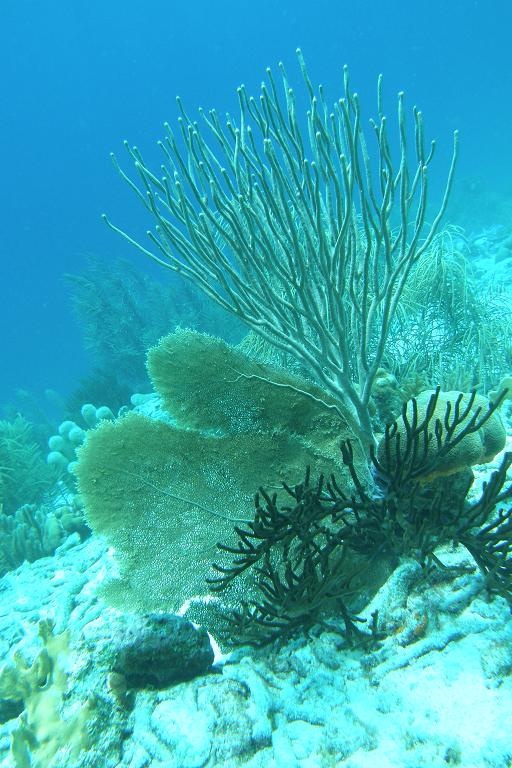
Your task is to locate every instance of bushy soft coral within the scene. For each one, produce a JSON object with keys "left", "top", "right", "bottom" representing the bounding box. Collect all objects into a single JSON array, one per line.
[{"left": 211, "top": 389, "right": 512, "bottom": 645}]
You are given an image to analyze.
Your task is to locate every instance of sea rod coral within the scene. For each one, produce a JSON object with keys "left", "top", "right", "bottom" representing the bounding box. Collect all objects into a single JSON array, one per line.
[{"left": 103, "top": 49, "right": 458, "bottom": 446}]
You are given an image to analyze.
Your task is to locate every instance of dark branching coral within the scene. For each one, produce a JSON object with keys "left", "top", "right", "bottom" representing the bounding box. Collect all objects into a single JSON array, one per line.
[
  {"left": 211, "top": 388, "right": 512, "bottom": 646},
  {"left": 371, "top": 386, "right": 506, "bottom": 487},
  {"left": 342, "top": 389, "right": 512, "bottom": 593},
  {"left": 208, "top": 469, "right": 376, "bottom": 647},
  {"left": 454, "top": 458, "right": 512, "bottom": 600}
]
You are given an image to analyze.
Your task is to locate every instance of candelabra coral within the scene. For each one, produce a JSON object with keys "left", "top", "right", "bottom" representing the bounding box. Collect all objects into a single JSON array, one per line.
[{"left": 104, "top": 50, "right": 458, "bottom": 446}]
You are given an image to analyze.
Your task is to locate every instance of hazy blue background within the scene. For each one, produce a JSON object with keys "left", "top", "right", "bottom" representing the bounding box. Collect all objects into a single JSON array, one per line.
[{"left": 1, "top": 0, "right": 511, "bottom": 414}]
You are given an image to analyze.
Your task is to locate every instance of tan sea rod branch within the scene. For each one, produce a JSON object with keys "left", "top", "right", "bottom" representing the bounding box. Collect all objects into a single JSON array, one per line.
[{"left": 104, "top": 49, "right": 458, "bottom": 446}]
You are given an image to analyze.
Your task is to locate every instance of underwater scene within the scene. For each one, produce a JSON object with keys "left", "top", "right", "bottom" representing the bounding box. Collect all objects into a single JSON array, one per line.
[{"left": 2, "top": 1, "right": 512, "bottom": 765}]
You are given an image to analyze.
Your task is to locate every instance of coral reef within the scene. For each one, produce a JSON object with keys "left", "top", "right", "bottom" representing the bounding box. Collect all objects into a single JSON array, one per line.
[
  {"left": 76, "top": 326, "right": 512, "bottom": 650},
  {"left": 1, "top": 517, "right": 512, "bottom": 767},
  {"left": 209, "top": 389, "right": 512, "bottom": 645},
  {"left": 0, "top": 413, "right": 91, "bottom": 578},
  {"left": 0, "top": 497, "right": 88, "bottom": 580},
  {"left": 75, "top": 329, "right": 365, "bottom": 618}
]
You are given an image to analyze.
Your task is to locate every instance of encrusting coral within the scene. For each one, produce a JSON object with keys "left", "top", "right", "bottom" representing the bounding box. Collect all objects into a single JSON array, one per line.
[{"left": 0, "top": 620, "right": 96, "bottom": 767}]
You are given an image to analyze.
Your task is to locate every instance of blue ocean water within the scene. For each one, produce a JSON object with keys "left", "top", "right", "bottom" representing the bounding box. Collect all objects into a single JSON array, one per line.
[
  {"left": 0, "top": 0, "right": 510, "bottom": 411},
  {"left": 2, "top": 3, "right": 512, "bottom": 765}
]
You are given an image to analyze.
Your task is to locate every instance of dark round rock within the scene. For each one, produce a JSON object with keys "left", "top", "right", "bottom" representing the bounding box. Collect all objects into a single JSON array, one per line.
[{"left": 112, "top": 612, "right": 214, "bottom": 689}]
